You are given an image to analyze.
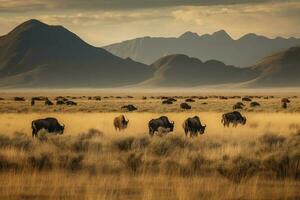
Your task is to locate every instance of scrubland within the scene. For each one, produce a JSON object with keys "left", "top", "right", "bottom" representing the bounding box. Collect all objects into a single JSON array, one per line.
[
  {"left": 0, "top": 91, "right": 299, "bottom": 199},
  {"left": 0, "top": 111, "right": 299, "bottom": 200}
]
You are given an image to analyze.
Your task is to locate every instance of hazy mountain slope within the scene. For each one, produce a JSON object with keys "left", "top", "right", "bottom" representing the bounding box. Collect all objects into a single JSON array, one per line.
[
  {"left": 103, "top": 31, "right": 300, "bottom": 67},
  {"left": 246, "top": 46, "right": 300, "bottom": 87},
  {"left": 140, "top": 54, "right": 259, "bottom": 87},
  {"left": 0, "top": 19, "right": 154, "bottom": 88}
]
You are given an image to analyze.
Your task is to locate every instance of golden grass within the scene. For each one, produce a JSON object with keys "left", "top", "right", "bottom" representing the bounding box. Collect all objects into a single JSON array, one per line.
[
  {"left": 0, "top": 90, "right": 299, "bottom": 199},
  {"left": 0, "top": 112, "right": 298, "bottom": 199}
]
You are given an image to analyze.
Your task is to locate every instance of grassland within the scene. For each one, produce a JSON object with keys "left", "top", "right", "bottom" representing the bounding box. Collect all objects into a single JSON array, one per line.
[{"left": 0, "top": 91, "right": 299, "bottom": 200}]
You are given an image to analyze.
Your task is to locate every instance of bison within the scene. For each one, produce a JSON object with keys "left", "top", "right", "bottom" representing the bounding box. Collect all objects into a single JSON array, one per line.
[
  {"left": 14, "top": 97, "right": 25, "bottom": 101},
  {"left": 250, "top": 101, "right": 260, "bottom": 107},
  {"left": 222, "top": 111, "right": 246, "bottom": 127},
  {"left": 113, "top": 115, "right": 129, "bottom": 131},
  {"left": 45, "top": 99, "right": 54, "bottom": 106},
  {"left": 180, "top": 103, "right": 191, "bottom": 110},
  {"left": 183, "top": 116, "right": 206, "bottom": 137},
  {"left": 148, "top": 116, "right": 174, "bottom": 136},
  {"left": 31, "top": 117, "right": 65, "bottom": 137},
  {"left": 185, "top": 98, "right": 195, "bottom": 102},
  {"left": 121, "top": 105, "right": 137, "bottom": 111},
  {"left": 242, "top": 97, "right": 252, "bottom": 102}
]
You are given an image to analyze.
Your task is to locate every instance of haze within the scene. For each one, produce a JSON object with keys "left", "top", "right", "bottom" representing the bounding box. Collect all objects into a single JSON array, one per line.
[{"left": 0, "top": 0, "right": 300, "bottom": 46}]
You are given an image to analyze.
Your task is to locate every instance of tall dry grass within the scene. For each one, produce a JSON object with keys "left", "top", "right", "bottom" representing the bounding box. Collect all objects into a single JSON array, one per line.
[{"left": 0, "top": 112, "right": 299, "bottom": 199}]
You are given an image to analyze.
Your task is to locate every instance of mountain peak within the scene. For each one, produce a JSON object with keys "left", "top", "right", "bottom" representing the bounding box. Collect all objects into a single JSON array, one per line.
[
  {"left": 211, "top": 30, "right": 232, "bottom": 40},
  {"left": 179, "top": 31, "right": 200, "bottom": 39}
]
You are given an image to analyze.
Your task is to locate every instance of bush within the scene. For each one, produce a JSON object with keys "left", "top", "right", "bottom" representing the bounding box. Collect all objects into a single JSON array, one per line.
[
  {"left": 114, "top": 137, "right": 135, "bottom": 151},
  {"left": 120, "top": 153, "right": 143, "bottom": 173},
  {"left": 28, "top": 153, "right": 53, "bottom": 170},
  {"left": 218, "top": 155, "right": 260, "bottom": 183},
  {"left": 259, "top": 133, "right": 286, "bottom": 147}
]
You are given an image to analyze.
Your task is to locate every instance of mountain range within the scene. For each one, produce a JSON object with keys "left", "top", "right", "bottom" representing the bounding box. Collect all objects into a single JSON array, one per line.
[
  {"left": 103, "top": 31, "right": 300, "bottom": 67},
  {"left": 0, "top": 19, "right": 154, "bottom": 88},
  {"left": 0, "top": 19, "right": 299, "bottom": 88}
]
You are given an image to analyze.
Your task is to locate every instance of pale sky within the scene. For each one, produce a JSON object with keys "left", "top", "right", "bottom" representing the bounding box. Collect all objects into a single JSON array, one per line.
[{"left": 0, "top": 0, "right": 299, "bottom": 46}]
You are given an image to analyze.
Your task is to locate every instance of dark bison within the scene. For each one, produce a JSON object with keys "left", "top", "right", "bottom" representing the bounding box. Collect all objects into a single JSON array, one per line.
[
  {"left": 162, "top": 99, "right": 173, "bottom": 104},
  {"left": 281, "top": 98, "right": 290, "bottom": 103},
  {"left": 185, "top": 98, "right": 195, "bottom": 102},
  {"left": 14, "top": 97, "right": 25, "bottom": 101},
  {"left": 242, "top": 97, "right": 252, "bottom": 102},
  {"left": 250, "top": 101, "right": 260, "bottom": 107},
  {"left": 113, "top": 115, "right": 129, "bottom": 131},
  {"left": 282, "top": 102, "right": 288, "bottom": 109},
  {"left": 233, "top": 104, "right": 243, "bottom": 110},
  {"left": 222, "top": 111, "right": 246, "bottom": 127},
  {"left": 31, "top": 99, "right": 35, "bottom": 106},
  {"left": 148, "top": 116, "right": 174, "bottom": 136},
  {"left": 45, "top": 99, "right": 54, "bottom": 106},
  {"left": 121, "top": 105, "right": 137, "bottom": 111},
  {"left": 183, "top": 116, "right": 206, "bottom": 137},
  {"left": 180, "top": 103, "right": 191, "bottom": 110},
  {"left": 31, "top": 118, "right": 65, "bottom": 137},
  {"left": 66, "top": 100, "right": 77, "bottom": 106}
]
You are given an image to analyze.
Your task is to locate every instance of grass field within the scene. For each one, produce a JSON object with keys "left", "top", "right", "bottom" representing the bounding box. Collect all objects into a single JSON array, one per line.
[{"left": 0, "top": 92, "right": 299, "bottom": 200}]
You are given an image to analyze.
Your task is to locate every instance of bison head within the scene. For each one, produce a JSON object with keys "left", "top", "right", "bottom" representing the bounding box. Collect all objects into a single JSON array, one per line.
[
  {"left": 241, "top": 117, "right": 247, "bottom": 125},
  {"left": 169, "top": 121, "right": 174, "bottom": 131},
  {"left": 59, "top": 124, "right": 65, "bottom": 134},
  {"left": 199, "top": 124, "right": 206, "bottom": 134}
]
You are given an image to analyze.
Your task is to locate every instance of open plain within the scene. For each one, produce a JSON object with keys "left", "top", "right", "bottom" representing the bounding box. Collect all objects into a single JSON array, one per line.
[{"left": 0, "top": 91, "right": 299, "bottom": 200}]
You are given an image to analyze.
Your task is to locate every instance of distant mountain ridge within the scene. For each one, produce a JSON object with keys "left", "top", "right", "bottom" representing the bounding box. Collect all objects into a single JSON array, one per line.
[
  {"left": 141, "top": 47, "right": 300, "bottom": 87},
  {"left": 0, "top": 20, "right": 299, "bottom": 88},
  {"left": 103, "top": 31, "right": 300, "bottom": 66},
  {"left": 0, "top": 19, "right": 154, "bottom": 88}
]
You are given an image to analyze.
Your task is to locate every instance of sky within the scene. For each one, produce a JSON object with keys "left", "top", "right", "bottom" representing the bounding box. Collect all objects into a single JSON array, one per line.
[{"left": 0, "top": 0, "right": 300, "bottom": 46}]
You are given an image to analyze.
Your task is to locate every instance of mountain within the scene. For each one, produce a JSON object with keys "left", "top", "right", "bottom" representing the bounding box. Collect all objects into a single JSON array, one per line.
[
  {"left": 139, "top": 54, "right": 259, "bottom": 87},
  {"left": 103, "top": 31, "right": 300, "bottom": 67},
  {"left": 245, "top": 46, "right": 300, "bottom": 87},
  {"left": 0, "top": 19, "right": 154, "bottom": 88}
]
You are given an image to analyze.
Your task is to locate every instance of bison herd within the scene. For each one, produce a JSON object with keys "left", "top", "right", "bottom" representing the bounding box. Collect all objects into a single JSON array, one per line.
[{"left": 31, "top": 111, "right": 247, "bottom": 138}]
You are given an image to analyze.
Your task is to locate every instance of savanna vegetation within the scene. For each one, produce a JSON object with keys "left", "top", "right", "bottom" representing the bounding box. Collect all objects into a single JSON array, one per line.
[{"left": 0, "top": 92, "right": 299, "bottom": 200}]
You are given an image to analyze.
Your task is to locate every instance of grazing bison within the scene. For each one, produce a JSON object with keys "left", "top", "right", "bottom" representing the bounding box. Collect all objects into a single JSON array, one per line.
[
  {"left": 242, "top": 97, "right": 252, "bottom": 102},
  {"left": 148, "top": 116, "right": 174, "bottom": 136},
  {"left": 180, "top": 103, "right": 191, "bottom": 110},
  {"left": 162, "top": 99, "right": 173, "bottom": 104},
  {"left": 31, "top": 118, "right": 65, "bottom": 137},
  {"left": 183, "top": 116, "right": 206, "bottom": 137},
  {"left": 185, "top": 98, "right": 195, "bottom": 102},
  {"left": 31, "top": 99, "right": 35, "bottom": 106},
  {"left": 281, "top": 98, "right": 290, "bottom": 103},
  {"left": 233, "top": 104, "right": 243, "bottom": 110},
  {"left": 66, "top": 100, "right": 77, "bottom": 106},
  {"left": 45, "top": 99, "right": 54, "bottom": 106},
  {"left": 113, "top": 115, "right": 129, "bottom": 131},
  {"left": 282, "top": 102, "right": 288, "bottom": 109},
  {"left": 250, "top": 102, "right": 260, "bottom": 107},
  {"left": 14, "top": 97, "right": 25, "bottom": 101},
  {"left": 121, "top": 105, "right": 137, "bottom": 111},
  {"left": 222, "top": 111, "right": 247, "bottom": 127}
]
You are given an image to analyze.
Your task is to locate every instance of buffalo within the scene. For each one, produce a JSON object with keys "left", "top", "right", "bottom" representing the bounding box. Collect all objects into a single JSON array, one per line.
[
  {"left": 250, "top": 101, "right": 260, "bottom": 107},
  {"left": 185, "top": 98, "right": 195, "bottom": 102},
  {"left": 233, "top": 104, "right": 243, "bottom": 110},
  {"left": 183, "top": 116, "right": 206, "bottom": 137},
  {"left": 56, "top": 100, "right": 65, "bottom": 105},
  {"left": 14, "top": 97, "right": 25, "bottom": 101},
  {"left": 65, "top": 100, "right": 77, "bottom": 106},
  {"left": 148, "top": 116, "right": 174, "bottom": 136},
  {"left": 222, "top": 111, "right": 246, "bottom": 127},
  {"left": 121, "top": 105, "right": 137, "bottom": 112},
  {"left": 31, "top": 117, "right": 65, "bottom": 137},
  {"left": 242, "top": 97, "right": 252, "bottom": 102},
  {"left": 31, "top": 99, "right": 35, "bottom": 106},
  {"left": 180, "top": 103, "right": 191, "bottom": 110},
  {"left": 113, "top": 115, "right": 129, "bottom": 131},
  {"left": 162, "top": 99, "right": 173, "bottom": 104},
  {"left": 45, "top": 99, "right": 54, "bottom": 106}
]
